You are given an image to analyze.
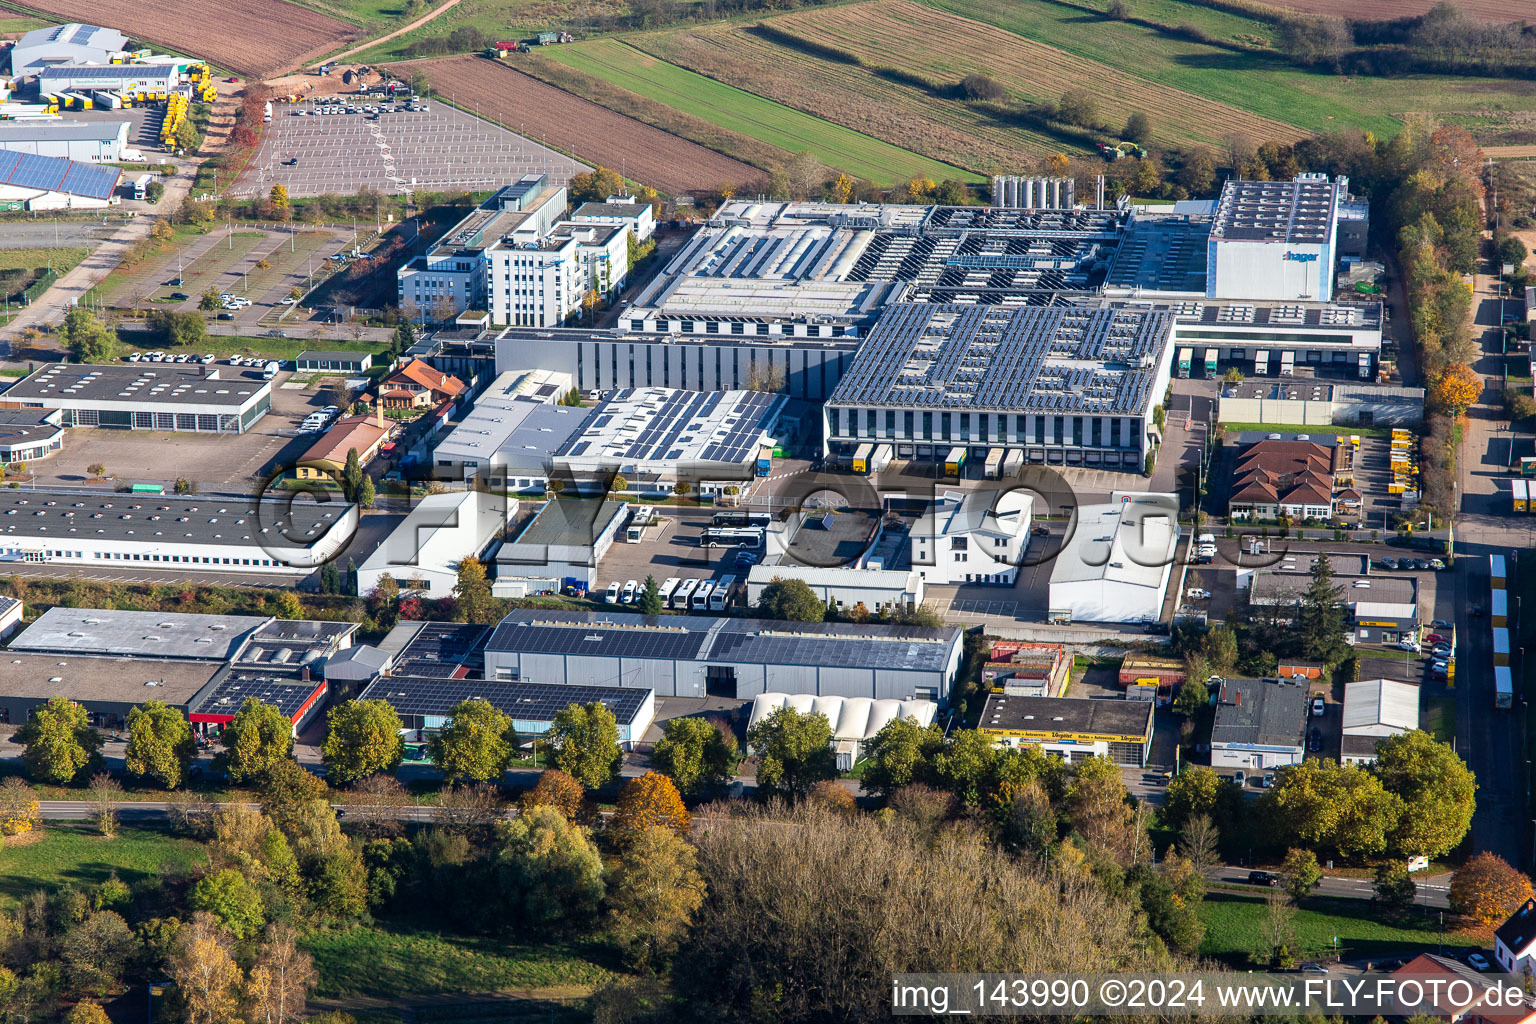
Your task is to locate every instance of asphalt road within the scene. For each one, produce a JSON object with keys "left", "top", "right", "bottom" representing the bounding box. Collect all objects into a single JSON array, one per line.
[{"left": 1208, "top": 865, "right": 1451, "bottom": 909}]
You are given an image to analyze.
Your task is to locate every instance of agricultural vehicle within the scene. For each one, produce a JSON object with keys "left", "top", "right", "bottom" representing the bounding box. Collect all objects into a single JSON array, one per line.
[{"left": 1097, "top": 140, "right": 1146, "bottom": 161}]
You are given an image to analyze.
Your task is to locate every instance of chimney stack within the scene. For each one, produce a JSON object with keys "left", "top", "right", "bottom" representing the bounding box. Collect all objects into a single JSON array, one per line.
[
  {"left": 302, "top": 665, "right": 310, "bottom": 682},
  {"left": 376, "top": 401, "right": 384, "bottom": 429}
]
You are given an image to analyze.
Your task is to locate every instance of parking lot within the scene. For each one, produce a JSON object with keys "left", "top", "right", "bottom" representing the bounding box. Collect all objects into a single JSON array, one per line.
[
  {"left": 69, "top": 106, "right": 168, "bottom": 157},
  {"left": 234, "top": 99, "right": 589, "bottom": 199}
]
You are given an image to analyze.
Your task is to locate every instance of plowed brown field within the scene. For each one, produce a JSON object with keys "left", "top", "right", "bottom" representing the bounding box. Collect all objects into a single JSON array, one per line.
[
  {"left": 1266, "top": 0, "right": 1529, "bottom": 19},
  {"left": 15, "top": 0, "right": 357, "bottom": 76},
  {"left": 397, "top": 56, "right": 760, "bottom": 194}
]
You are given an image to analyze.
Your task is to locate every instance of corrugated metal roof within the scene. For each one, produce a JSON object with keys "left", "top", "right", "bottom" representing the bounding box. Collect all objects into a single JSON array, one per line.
[{"left": 0, "top": 121, "right": 127, "bottom": 143}]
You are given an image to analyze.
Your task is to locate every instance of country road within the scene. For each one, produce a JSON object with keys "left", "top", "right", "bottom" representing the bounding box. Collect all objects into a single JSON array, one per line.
[
  {"left": 1207, "top": 865, "right": 1452, "bottom": 909},
  {"left": 318, "top": 0, "right": 463, "bottom": 67}
]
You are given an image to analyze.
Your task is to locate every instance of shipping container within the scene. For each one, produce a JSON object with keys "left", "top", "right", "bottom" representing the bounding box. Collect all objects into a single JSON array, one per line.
[
  {"left": 1521, "top": 456, "right": 1536, "bottom": 477},
  {"left": 869, "top": 443, "right": 892, "bottom": 474},
  {"left": 1492, "top": 588, "right": 1508, "bottom": 627},
  {"left": 1492, "top": 553, "right": 1507, "bottom": 588},
  {"left": 1002, "top": 449, "right": 1023, "bottom": 478},
  {"left": 984, "top": 447, "right": 1003, "bottom": 480},
  {"left": 1494, "top": 627, "right": 1510, "bottom": 665},
  {"left": 1496, "top": 666, "right": 1514, "bottom": 709}
]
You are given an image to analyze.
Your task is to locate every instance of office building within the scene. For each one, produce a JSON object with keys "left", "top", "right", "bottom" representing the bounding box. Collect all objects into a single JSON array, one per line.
[
  {"left": 910, "top": 489, "right": 1032, "bottom": 586},
  {"left": 1209, "top": 676, "right": 1309, "bottom": 770},
  {"left": 976, "top": 694, "right": 1154, "bottom": 766},
  {"left": 11, "top": 22, "right": 129, "bottom": 75},
  {"left": 1207, "top": 175, "right": 1344, "bottom": 303},
  {"left": 0, "top": 408, "right": 64, "bottom": 463},
  {"left": 355, "top": 489, "right": 510, "bottom": 598}
]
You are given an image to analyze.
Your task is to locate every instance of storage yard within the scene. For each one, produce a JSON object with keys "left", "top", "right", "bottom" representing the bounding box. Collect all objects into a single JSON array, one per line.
[
  {"left": 9, "top": 0, "right": 358, "bottom": 76},
  {"left": 234, "top": 97, "right": 587, "bottom": 199},
  {"left": 396, "top": 56, "right": 761, "bottom": 194}
]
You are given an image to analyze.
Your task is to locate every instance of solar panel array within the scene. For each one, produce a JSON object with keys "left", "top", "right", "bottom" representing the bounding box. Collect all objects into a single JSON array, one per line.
[
  {"left": 0, "top": 150, "right": 119, "bottom": 201},
  {"left": 194, "top": 671, "right": 324, "bottom": 719},
  {"left": 395, "top": 622, "right": 490, "bottom": 676},
  {"left": 359, "top": 675, "right": 651, "bottom": 723},
  {"left": 487, "top": 617, "right": 710, "bottom": 661}
]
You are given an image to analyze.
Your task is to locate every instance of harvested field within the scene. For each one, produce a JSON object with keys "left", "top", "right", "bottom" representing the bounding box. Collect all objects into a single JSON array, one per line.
[
  {"left": 1487, "top": 146, "right": 1536, "bottom": 159},
  {"left": 526, "top": 39, "right": 975, "bottom": 183},
  {"left": 9, "top": 0, "right": 358, "bottom": 76},
  {"left": 633, "top": 0, "right": 1302, "bottom": 170},
  {"left": 395, "top": 55, "right": 761, "bottom": 195},
  {"left": 1261, "top": 0, "right": 1531, "bottom": 20}
]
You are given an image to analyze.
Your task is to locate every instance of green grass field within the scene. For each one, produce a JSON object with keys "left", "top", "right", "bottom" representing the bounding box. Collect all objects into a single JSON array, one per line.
[
  {"left": 0, "top": 826, "right": 207, "bottom": 909},
  {"left": 1422, "top": 696, "right": 1456, "bottom": 744},
  {"left": 536, "top": 38, "right": 975, "bottom": 182},
  {"left": 922, "top": 0, "right": 1536, "bottom": 141},
  {"left": 1199, "top": 892, "right": 1482, "bottom": 964},
  {"left": 104, "top": 334, "right": 391, "bottom": 364},
  {"left": 302, "top": 924, "right": 614, "bottom": 999}
]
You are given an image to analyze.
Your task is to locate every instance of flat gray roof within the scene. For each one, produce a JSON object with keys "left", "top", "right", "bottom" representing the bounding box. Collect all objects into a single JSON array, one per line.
[
  {"left": 297, "top": 350, "right": 372, "bottom": 363},
  {"left": 1211, "top": 177, "right": 1338, "bottom": 245},
  {"left": 828, "top": 304, "right": 1172, "bottom": 417},
  {"left": 10, "top": 607, "right": 270, "bottom": 660},
  {"left": 6, "top": 362, "right": 268, "bottom": 407},
  {"left": 0, "top": 120, "right": 128, "bottom": 143},
  {"left": 1251, "top": 571, "right": 1415, "bottom": 608},
  {"left": 979, "top": 694, "right": 1152, "bottom": 739},
  {"left": 1105, "top": 215, "right": 1210, "bottom": 293},
  {"left": 1210, "top": 676, "right": 1308, "bottom": 749},
  {"left": 573, "top": 201, "right": 650, "bottom": 218},
  {"left": 0, "top": 652, "right": 221, "bottom": 708},
  {"left": 0, "top": 488, "right": 357, "bottom": 551},
  {"left": 512, "top": 499, "right": 627, "bottom": 548}
]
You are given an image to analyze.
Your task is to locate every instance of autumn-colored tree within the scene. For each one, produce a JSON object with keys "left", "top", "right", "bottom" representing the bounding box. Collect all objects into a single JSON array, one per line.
[
  {"left": 1449, "top": 852, "right": 1533, "bottom": 924},
  {"left": 169, "top": 912, "right": 243, "bottom": 1024},
  {"left": 245, "top": 922, "right": 316, "bottom": 1024},
  {"left": 807, "top": 779, "right": 857, "bottom": 815},
  {"left": 1428, "top": 363, "right": 1482, "bottom": 416},
  {"left": 607, "top": 825, "right": 705, "bottom": 967},
  {"left": 830, "top": 172, "right": 855, "bottom": 204},
  {"left": 15, "top": 695, "right": 102, "bottom": 783},
  {"left": 611, "top": 772, "right": 690, "bottom": 843},
  {"left": 1045, "top": 152, "right": 1070, "bottom": 176},
  {"left": 522, "top": 769, "right": 585, "bottom": 821},
  {"left": 269, "top": 183, "right": 290, "bottom": 212}
]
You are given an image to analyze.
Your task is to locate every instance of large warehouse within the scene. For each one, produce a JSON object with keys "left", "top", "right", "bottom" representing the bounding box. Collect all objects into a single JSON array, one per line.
[
  {"left": 36, "top": 62, "right": 179, "bottom": 99},
  {"left": 1048, "top": 493, "right": 1180, "bottom": 623},
  {"left": 10, "top": 22, "right": 128, "bottom": 75},
  {"left": 0, "top": 151, "right": 122, "bottom": 210},
  {"left": 1206, "top": 175, "right": 1343, "bottom": 303},
  {"left": 355, "top": 489, "right": 511, "bottom": 598},
  {"left": 0, "top": 489, "right": 358, "bottom": 575},
  {"left": 825, "top": 304, "right": 1175, "bottom": 471},
  {"left": 976, "top": 694, "right": 1155, "bottom": 766},
  {"left": 0, "top": 121, "right": 132, "bottom": 164},
  {"left": 359, "top": 677, "right": 656, "bottom": 748},
  {"left": 0, "top": 362, "right": 272, "bottom": 433},
  {"left": 484, "top": 609, "right": 964, "bottom": 704}
]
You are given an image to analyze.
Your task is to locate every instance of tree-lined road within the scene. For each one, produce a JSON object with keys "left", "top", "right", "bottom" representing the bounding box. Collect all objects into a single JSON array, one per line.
[{"left": 1206, "top": 865, "right": 1452, "bottom": 909}]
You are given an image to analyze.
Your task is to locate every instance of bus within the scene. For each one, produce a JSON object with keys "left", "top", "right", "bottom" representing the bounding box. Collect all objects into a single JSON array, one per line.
[
  {"left": 1177, "top": 348, "right": 1192, "bottom": 378},
  {"left": 709, "top": 575, "right": 735, "bottom": 611},
  {"left": 671, "top": 577, "right": 700, "bottom": 610},
  {"left": 691, "top": 581, "right": 714, "bottom": 612},
  {"left": 701, "top": 527, "right": 763, "bottom": 549},
  {"left": 713, "top": 511, "right": 770, "bottom": 529},
  {"left": 657, "top": 577, "right": 680, "bottom": 607},
  {"left": 944, "top": 446, "right": 966, "bottom": 476},
  {"left": 1203, "top": 348, "right": 1218, "bottom": 377}
]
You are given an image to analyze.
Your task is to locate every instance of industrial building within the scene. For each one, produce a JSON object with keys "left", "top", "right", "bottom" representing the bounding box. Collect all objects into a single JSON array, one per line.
[
  {"left": 189, "top": 669, "right": 330, "bottom": 736},
  {"left": 0, "top": 652, "right": 226, "bottom": 727},
  {"left": 745, "top": 564, "right": 924, "bottom": 615},
  {"left": 0, "top": 408, "right": 64, "bottom": 463},
  {"left": 10, "top": 607, "right": 270, "bottom": 661},
  {"left": 0, "top": 489, "right": 358, "bottom": 575},
  {"left": 1206, "top": 175, "right": 1344, "bottom": 302},
  {"left": 748, "top": 692, "right": 937, "bottom": 770},
  {"left": 0, "top": 362, "right": 271, "bottom": 433},
  {"left": 1340, "top": 678, "right": 1418, "bottom": 765},
  {"left": 359, "top": 676, "right": 656, "bottom": 747},
  {"left": 1048, "top": 493, "right": 1180, "bottom": 624},
  {"left": 11, "top": 22, "right": 129, "bottom": 75},
  {"left": 1249, "top": 570, "right": 1418, "bottom": 644},
  {"left": 494, "top": 498, "right": 629, "bottom": 589},
  {"left": 1218, "top": 381, "right": 1425, "bottom": 428},
  {"left": 0, "top": 595, "right": 21, "bottom": 641},
  {"left": 825, "top": 304, "right": 1174, "bottom": 470},
  {"left": 553, "top": 387, "right": 785, "bottom": 492},
  {"left": 295, "top": 351, "right": 373, "bottom": 374},
  {"left": 0, "top": 120, "right": 132, "bottom": 164},
  {"left": 36, "top": 62, "right": 178, "bottom": 99},
  {"left": 1209, "top": 676, "right": 1309, "bottom": 771},
  {"left": 484, "top": 609, "right": 964, "bottom": 704},
  {"left": 354, "top": 489, "right": 510, "bottom": 598},
  {"left": 431, "top": 368, "right": 575, "bottom": 481},
  {"left": 237, "top": 618, "right": 358, "bottom": 672},
  {"left": 910, "top": 489, "right": 1032, "bottom": 585},
  {"left": 496, "top": 323, "right": 861, "bottom": 401},
  {"left": 976, "top": 694, "right": 1154, "bottom": 766},
  {"left": 0, "top": 150, "right": 122, "bottom": 210},
  {"left": 983, "top": 641, "right": 1069, "bottom": 698}
]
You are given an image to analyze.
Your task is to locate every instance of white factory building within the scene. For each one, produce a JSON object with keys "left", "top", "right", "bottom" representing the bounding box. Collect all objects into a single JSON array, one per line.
[
  {"left": 0, "top": 150, "right": 121, "bottom": 210},
  {"left": 0, "top": 489, "right": 358, "bottom": 575},
  {"left": 1048, "top": 493, "right": 1179, "bottom": 624},
  {"left": 1206, "top": 175, "right": 1343, "bottom": 303},
  {"left": 911, "top": 489, "right": 1032, "bottom": 585},
  {"left": 494, "top": 498, "right": 629, "bottom": 590},
  {"left": 745, "top": 564, "right": 924, "bottom": 615},
  {"left": 430, "top": 368, "right": 574, "bottom": 482},
  {"left": 11, "top": 23, "right": 128, "bottom": 75},
  {"left": 1340, "top": 678, "right": 1419, "bottom": 766},
  {"left": 0, "top": 362, "right": 272, "bottom": 433},
  {"left": 37, "top": 62, "right": 179, "bottom": 99},
  {"left": 570, "top": 197, "right": 656, "bottom": 241},
  {"left": 0, "top": 120, "right": 132, "bottom": 164},
  {"left": 484, "top": 609, "right": 964, "bottom": 704},
  {"left": 355, "top": 489, "right": 511, "bottom": 598}
]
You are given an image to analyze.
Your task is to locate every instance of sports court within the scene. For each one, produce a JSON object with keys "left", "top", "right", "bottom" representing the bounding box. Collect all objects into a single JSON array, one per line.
[{"left": 233, "top": 100, "right": 590, "bottom": 199}]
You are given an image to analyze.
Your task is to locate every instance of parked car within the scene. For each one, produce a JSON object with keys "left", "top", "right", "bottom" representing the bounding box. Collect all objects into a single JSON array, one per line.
[
  {"left": 1431, "top": 644, "right": 1452, "bottom": 658},
  {"left": 1031, "top": 525, "right": 1050, "bottom": 537},
  {"left": 604, "top": 582, "right": 620, "bottom": 604},
  {"left": 1308, "top": 727, "right": 1322, "bottom": 752},
  {"left": 128, "top": 352, "right": 141, "bottom": 361},
  {"left": 1424, "top": 633, "right": 1449, "bottom": 645},
  {"left": 1467, "top": 953, "right": 1491, "bottom": 972},
  {"left": 1248, "top": 870, "right": 1276, "bottom": 886},
  {"left": 1430, "top": 619, "right": 1454, "bottom": 630},
  {"left": 1430, "top": 559, "right": 1446, "bottom": 570},
  {"left": 1413, "top": 558, "right": 1431, "bottom": 570},
  {"left": 1397, "top": 638, "right": 1421, "bottom": 652},
  {"left": 1299, "top": 963, "right": 1328, "bottom": 974},
  {"left": 1232, "top": 770, "right": 1246, "bottom": 787},
  {"left": 1377, "top": 557, "right": 1399, "bottom": 570},
  {"left": 217, "top": 312, "right": 234, "bottom": 320},
  {"left": 1311, "top": 695, "right": 1326, "bottom": 717},
  {"left": 1186, "top": 587, "right": 1210, "bottom": 600},
  {"left": 1261, "top": 773, "right": 1275, "bottom": 789},
  {"left": 169, "top": 292, "right": 189, "bottom": 300}
]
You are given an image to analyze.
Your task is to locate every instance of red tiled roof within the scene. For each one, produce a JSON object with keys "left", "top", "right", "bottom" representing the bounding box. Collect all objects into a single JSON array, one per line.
[{"left": 388, "top": 359, "right": 465, "bottom": 397}]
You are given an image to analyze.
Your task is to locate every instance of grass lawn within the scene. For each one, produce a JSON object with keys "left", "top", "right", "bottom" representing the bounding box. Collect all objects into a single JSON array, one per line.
[
  {"left": 302, "top": 923, "right": 615, "bottom": 999},
  {"left": 0, "top": 825, "right": 207, "bottom": 909},
  {"left": 923, "top": 0, "right": 1536, "bottom": 141},
  {"left": 103, "top": 334, "right": 391, "bottom": 364},
  {"left": 1423, "top": 695, "right": 1456, "bottom": 744},
  {"left": 1199, "top": 892, "right": 1482, "bottom": 965},
  {"left": 0, "top": 247, "right": 89, "bottom": 273},
  {"left": 535, "top": 38, "right": 976, "bottom": 183},
  {"left": 1218, "top": 422, "right": 1395, "bottom": 439}
]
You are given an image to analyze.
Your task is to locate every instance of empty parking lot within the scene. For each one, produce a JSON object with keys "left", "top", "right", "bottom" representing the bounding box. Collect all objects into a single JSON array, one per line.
[{"left": 234, "top": 100, "right": 590, "bottom": 199}]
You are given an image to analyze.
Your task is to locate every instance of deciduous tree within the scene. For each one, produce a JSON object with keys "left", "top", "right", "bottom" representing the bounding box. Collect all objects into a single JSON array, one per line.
[
  {"left": 1375, "top": 861, "right": 1418, "bottom": 910},
  {"left": 15, "top": 695, "right": 103, "bottom": 783},
  {"left": 320, "top": 699, "right": 404, "bottom": 785},
  {"left": 61, "top": 910, "right": 135, "bottom": 997},
  {"left": 452, "top": 556, "right": 498, "bottom": 624},
  {"left": 169, "top": 912, "right": 243, "bottom": 1024},
  {"left": 218, "top": 698, "right": 295, "bottom": 782},
  {"left": 245, "top": 923, "right": 315, "bottom": 1024},
  {"left": 612, "top": 772, "right": 690, "bottom": 842},
  {"left": 747, "top": 706, "right": 836, "bottom": 801},
  {"left": 522, "top": 769, "right": 585, "bottom": 821},
  {"left": 1449, "top": 852, "right": 1533, "bottom": 924},
  {"left": 1281, "top": 847, "right": 1322, "bottom": 904},
  {"left": 550, "top": 701, "right": 622, "bottom": 790},
  {"left": 494, "top": 805, "right": 605, "bottom": 934},
  {"left": 1428, "top": 363, "right": 1482, "bottom": 416},
  {"left": 125, "top": 699, "right": 197, "bottom": 789},
  {"left": 430, "top": 698, "right": 516, "bottom": 783},
  {"left": 755, "top": 577, "right": 824, "bottom": 622},
  {"left": 651, "top": 716, "right": 737, "bottom": 797},
  {"left": 607, "top": 825, "right": 705, "bottom": 967},
  {"left": 65, "top": 1003, "right": 111, "bottom": 1024},
  {"left": 1269, "top": 758, "right": 1403, "bottom": 857},
  {"left": 1372, "top": 730, "right": 1476, "bottom": 859},
  {"left": 190, "top": 869, "right": 265, "bottom": 939},
  {"left": 860, "top": 717, "right": 942, "bottom": 799}
]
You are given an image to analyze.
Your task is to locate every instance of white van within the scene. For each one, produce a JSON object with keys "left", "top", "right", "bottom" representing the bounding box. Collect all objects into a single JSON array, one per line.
[
  {"left": 621, "top": 579, "right": 638, "bottom": 604},
  {"left": 605, "top": 582, "right": 620, "bottom": 604}
]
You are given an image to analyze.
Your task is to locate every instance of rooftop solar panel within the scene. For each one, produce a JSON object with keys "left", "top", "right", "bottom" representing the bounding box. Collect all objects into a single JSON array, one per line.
[
  {"left": 359, "top": 675, "right": 651, "bottom": 723},
  {"left": 0, "top": 148, "right": 119, "bottom": 200}
]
